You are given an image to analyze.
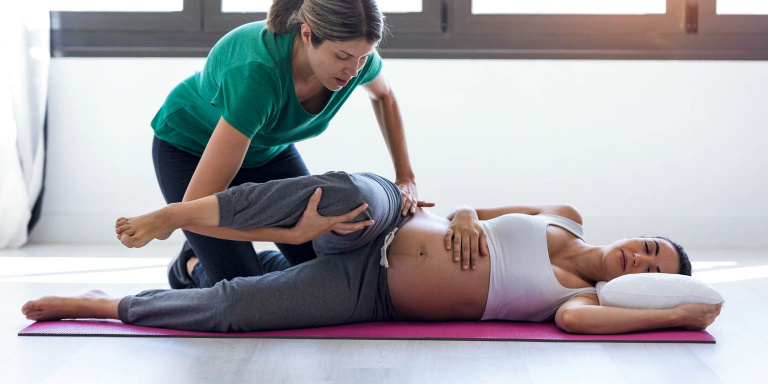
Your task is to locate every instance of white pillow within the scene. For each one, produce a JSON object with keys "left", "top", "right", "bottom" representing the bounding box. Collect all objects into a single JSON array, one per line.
[{"left": 595, "top": 274, "right": 724, "bottom": 310}]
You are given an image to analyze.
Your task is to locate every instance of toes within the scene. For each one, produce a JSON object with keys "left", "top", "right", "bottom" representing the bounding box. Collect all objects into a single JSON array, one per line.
[
  {"left": 21, "top": 300, "right": 36, "bottom": 314},
  {"left": 117, "top": 228, "right": 135, "bottom": 237},
  {"left": 115, "top": 223, "right": 131, "bottom": 235},
  {"left": 120, "top": 234, "right": 134, "bottom": 248},
  {"left": 23, "top": 305, "right": 43, "bottom": 320}
]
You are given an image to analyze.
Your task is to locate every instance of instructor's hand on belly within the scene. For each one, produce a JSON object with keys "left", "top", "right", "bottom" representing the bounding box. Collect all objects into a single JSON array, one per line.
[
  {"left": 444, "top": 207, "right": 489, "bottom": 270},
  {"left": 395, "top": 178, "right": 434, "bottom": 216},
  {"left": 287, "top": 188, "right": 374, "bottom": 245}
]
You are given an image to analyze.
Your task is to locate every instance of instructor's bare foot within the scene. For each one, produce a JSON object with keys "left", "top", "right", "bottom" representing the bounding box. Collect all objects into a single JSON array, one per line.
[
  {"left": 115, "top": 206, "right": 176, "bottom": 248},
  {"left": 21, "top": 290, "right": 120, "bottom": 321}
]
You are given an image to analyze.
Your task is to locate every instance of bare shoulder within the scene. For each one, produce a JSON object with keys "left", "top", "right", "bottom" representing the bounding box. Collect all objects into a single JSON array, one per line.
[{"left": 542, "top": 204, "right": 583, "bottom": 225}]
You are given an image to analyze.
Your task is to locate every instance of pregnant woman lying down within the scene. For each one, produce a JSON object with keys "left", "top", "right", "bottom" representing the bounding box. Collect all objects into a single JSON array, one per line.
[{"left": 21, "top": 172, "right": 722, "bottom": 334}]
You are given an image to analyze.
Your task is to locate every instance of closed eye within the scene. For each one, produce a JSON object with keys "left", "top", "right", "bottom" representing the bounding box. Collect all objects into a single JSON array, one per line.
[{"left": 645, "top": 242, "right": 650, "bottom": 254}]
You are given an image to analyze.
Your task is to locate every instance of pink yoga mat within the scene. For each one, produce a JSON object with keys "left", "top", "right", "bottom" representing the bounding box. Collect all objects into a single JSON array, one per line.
[{"left": 18, "top": 320, "right": 715, "bottom": 343}]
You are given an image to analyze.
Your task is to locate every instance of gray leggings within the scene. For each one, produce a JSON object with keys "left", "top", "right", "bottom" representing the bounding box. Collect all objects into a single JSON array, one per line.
[{"left": 118, "top": 172, "right": 409, "bottom": 332}]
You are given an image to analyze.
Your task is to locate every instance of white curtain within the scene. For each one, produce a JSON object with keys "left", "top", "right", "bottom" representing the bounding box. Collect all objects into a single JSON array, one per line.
[{"left": 0, "top": 1, "right": 49, "bottom": 248}]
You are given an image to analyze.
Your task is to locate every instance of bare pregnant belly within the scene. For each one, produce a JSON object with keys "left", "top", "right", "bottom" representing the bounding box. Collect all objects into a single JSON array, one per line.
[{"left": 386, "top": 208, "right": 490, "bottom": 321}]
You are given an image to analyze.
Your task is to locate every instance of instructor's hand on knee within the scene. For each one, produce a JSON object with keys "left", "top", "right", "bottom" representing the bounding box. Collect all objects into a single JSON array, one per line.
[
  {"left": 395, "top": 178, "right": 434, "bottom": 216},
  {"left": 289, "top": 188, "right": 374, "bottom": 244}
]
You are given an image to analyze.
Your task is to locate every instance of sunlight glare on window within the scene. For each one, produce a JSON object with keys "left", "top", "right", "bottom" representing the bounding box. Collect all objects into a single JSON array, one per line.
[
  {"left": 222, "top": 0, "right": 421, "bottom": 13},
  {"left": 48, "top": 0, "right": 183, "bottom": 12},
  {"left": 717, "top": 0, "right": 768, "bottom": 15},
  {"left": 222, "top": 0, "right": 272, "bottom": 13},
  {"left": 472, "top": 0, "right": 665, "bottom": 15}
]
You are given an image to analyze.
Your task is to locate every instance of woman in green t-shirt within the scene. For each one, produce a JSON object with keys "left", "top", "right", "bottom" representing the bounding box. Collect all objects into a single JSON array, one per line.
[{"left": 149, "top": 0, "right": 432, "bottom": 289}]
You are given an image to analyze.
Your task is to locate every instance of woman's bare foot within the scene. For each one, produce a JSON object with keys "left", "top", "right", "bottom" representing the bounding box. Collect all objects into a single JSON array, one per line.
[
  {"left": 21, "top": 290, "right": 121, "bottom": 321},
  {"left": 115, "top": 206, "right": 177, "bottom": 248}
]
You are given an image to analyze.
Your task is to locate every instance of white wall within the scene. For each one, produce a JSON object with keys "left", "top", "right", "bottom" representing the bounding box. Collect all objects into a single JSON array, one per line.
[{"left": 30, "top": 58, "right": 768, "bottom": 248}]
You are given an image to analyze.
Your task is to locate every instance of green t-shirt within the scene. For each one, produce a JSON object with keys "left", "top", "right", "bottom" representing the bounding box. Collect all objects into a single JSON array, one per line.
[{"left": 151, "top": 20, "right": 383, "bottom": 168}]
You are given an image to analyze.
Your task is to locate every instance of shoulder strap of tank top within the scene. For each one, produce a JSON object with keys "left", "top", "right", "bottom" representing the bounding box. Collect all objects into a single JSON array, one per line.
[{"left": 537, "top": 214, "right": 585, "bottom": 241}]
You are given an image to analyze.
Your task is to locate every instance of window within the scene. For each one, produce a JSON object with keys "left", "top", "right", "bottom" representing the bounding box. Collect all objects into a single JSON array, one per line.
[
  {"left": 222, "top": 0, "right": 422, "bottom": 13},
  {"left": 221, "top": 0, "right": 272, "bottom": 13},
  {"left": 716, "top": 0, "right": 768, "bottom": 15},
  {"left": 452, "top": 0, "right": 681, "bottom": 46},
  {"left": 49, "top": 0, "right": 183, "bottom": 12},
  {"left": 472, "top": 0, "right": 665, "bottom": 15},
  {"left": 699, "top": 0, "right": 768, "bottom": 36},
  {"left": 50, "top": 0, "right": 768, "bottom": 59}
]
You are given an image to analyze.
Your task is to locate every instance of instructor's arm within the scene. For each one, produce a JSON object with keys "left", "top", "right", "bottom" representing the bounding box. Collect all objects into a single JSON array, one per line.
[
  {"left": 180, "top": 118, "right": 370, "bottom": 244},
  {"left": 363, "top": 72, "right": 433, "bottom": 216},
  {"left": 183, "top": 117, "right": 248, "bottom": 202},
  {"left": 180, "top": 118, "right": 287, "bottom": 241}
]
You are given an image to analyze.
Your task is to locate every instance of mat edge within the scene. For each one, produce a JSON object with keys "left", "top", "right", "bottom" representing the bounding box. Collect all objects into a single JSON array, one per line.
[{"left": 17, "top": 332, "right": 715, "bottom": 343}]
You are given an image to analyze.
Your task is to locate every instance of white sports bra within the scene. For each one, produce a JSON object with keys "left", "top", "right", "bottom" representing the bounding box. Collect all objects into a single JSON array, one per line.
[{"left": 480, "top": 214, "right": 596, "bottom": 322}]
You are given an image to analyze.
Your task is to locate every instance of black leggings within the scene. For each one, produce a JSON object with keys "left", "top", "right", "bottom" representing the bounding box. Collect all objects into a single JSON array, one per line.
[{"left": 152, "top": 136, "right": 315, "bottom": 287}]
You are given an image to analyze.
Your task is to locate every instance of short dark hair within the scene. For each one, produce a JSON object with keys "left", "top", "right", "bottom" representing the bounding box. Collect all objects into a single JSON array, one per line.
[{"left": 646, "top": 236, "right": 692, "bottom": 276}]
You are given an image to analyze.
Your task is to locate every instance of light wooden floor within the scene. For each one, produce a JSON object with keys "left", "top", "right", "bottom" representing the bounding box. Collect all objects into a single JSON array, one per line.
[{"left": 1, "top": 243, "right": 766, "bottom": 384}]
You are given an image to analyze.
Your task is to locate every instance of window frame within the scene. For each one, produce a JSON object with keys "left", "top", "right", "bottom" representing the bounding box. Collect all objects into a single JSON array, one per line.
[
  {"left": 699, "top": 0, "right": 768, "bottom": 34},
  {"left": 455, "top": 0, "right": 683, "bottom": 35},
  {"left": 49, "top": 0, "right": 768, "bottom": 60},
  {"left": 52, "top": 0, "right": 200, "bottom": 32},
  {"left": 203, "top": 0, "right": 441, "bottom": 34}
]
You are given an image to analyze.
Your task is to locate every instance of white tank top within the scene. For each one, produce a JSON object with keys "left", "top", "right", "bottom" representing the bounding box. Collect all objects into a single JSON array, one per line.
[{"left": 480, "top": 214, "right": 596, "bottom": 322}]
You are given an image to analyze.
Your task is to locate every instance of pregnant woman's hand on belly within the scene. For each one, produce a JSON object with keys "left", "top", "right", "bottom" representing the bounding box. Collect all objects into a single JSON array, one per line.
[
  {"left": 444, "top": 206, "right": 489, "bottom": 270},
  {"left": 287, "top": 188, "right": 374, "bottom": 244}
]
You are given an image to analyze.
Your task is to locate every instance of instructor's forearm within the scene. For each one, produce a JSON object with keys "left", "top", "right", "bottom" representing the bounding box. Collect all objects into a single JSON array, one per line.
[
  {"left": 183, "top": 117, "right": 250, "bottom": 202},
  {"left": 559, "top": 305, "right": 680, "bottom": 334},
  {"left": 371, "top": 92, "right": 414, "bottom": 180}
]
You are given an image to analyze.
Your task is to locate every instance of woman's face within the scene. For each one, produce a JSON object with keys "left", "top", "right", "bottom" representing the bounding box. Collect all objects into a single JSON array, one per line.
[
  {"left": 602, "top": 237, "right": 680, "bottom": 281},
  {"left": 299, "top": 25, "right": 377, "bottom": 91}
]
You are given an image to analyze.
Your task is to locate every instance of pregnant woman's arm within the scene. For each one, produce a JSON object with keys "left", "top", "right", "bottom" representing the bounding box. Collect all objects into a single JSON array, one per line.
[
  {"left": 474, "top": 204, "right": 583, "bottom": 224},
  {"left": 554, "top": 293, "right": 722, "bottom": 334}
]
